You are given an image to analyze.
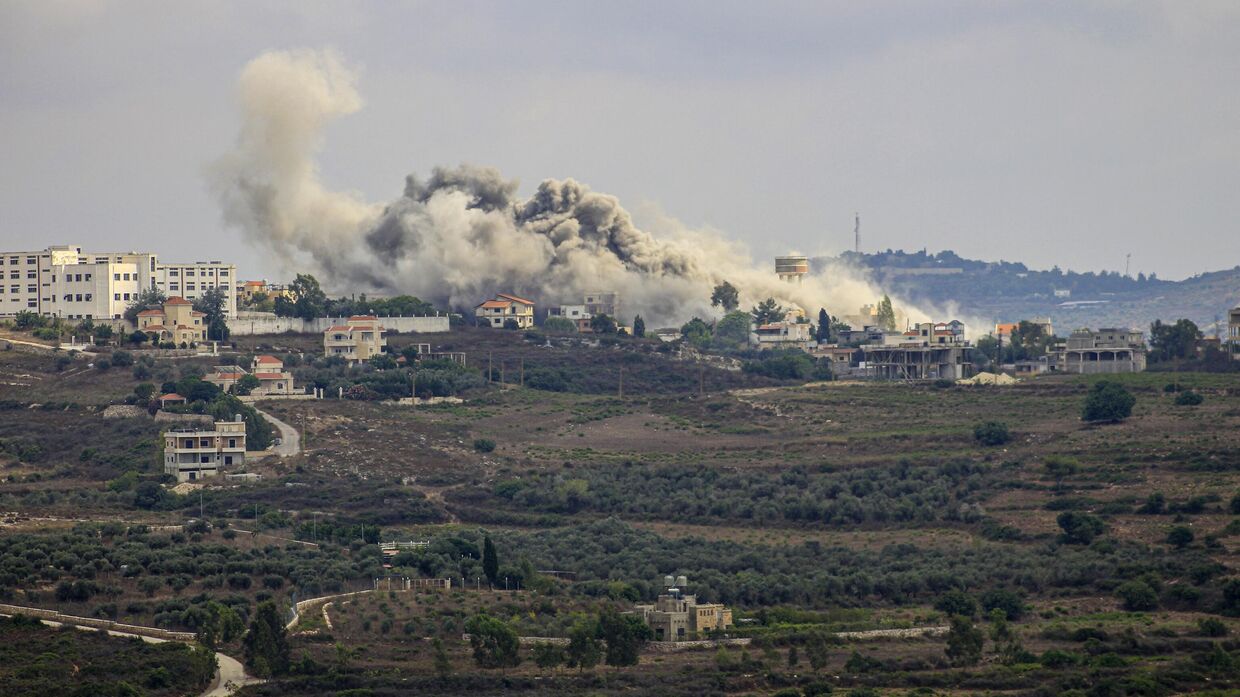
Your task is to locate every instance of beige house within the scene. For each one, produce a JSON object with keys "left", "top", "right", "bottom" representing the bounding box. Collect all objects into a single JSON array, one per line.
[
  {"left": 251, "top": 355, "right": 295, "bottom": 394},
  {"left": 475, "top": 293, "right": 535, "bottom": 328},
  {"left": 1229, "top": 306, "right": 1240, "bottom": 359},
  {"left": 634, "top": 583, "right": 733, "bottom": 642},
  {"left": 324, "top": 315, "right": 387, "bottom": 362},
  {"left": 752, "top": 321, "right": 811, "bottom": 349},
  {"left": 137, "top": 296, "right": 207, "bottom": 346},
  {"left": 163, "top": 419, "right": 246, "bottom": 482}
]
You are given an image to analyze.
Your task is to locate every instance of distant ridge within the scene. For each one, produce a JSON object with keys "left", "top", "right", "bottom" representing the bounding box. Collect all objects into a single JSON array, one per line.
[{"left": 811, "top": 250, "right": 1240, "bottom": 334}]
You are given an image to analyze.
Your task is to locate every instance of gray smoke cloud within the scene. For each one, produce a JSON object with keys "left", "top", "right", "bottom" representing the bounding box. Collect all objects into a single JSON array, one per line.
[{"left": 210, "top": 48, "right": 938, "bottom": 328}]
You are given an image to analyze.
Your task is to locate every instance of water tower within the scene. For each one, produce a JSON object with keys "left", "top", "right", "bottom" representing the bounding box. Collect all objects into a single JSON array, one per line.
[{"left": 775, "top": 254, "right": 809, "bottom": 284}]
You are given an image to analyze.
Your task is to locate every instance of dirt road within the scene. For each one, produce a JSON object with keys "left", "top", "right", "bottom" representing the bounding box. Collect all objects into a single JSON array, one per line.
[{"left": 255, "top": 407, "right": 301, "bottom": 456}]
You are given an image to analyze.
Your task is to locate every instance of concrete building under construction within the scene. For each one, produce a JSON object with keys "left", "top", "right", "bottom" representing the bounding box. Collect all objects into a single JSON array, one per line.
[{"left": 775, "top": 254, "right": 809, "bottom": 283}]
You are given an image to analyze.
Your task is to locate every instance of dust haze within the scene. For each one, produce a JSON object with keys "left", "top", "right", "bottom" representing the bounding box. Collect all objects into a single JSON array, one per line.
[{"left": 210, "top": 49, "right": 941, "bottom": 329}]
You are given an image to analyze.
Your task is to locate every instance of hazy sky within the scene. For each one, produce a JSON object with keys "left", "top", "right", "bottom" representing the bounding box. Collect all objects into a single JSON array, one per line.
[{"left": 2, "top": 1, "right": 1238, "bottom": 281}]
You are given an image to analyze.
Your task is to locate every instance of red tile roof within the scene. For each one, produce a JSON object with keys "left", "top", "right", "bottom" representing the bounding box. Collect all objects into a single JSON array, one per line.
[
  {"left": 477, "top": 300, "right": 510, "bottom": 309},
  {"left": 244, "top": 280, "right": 265, "bottom": 287},
  {"left": 326, "top": 325, "right": 351, "bottom": 332},
  {"left": 255, "top": 355, "right": 282, "bottom": 364},
  {"left": 496, "top": 293, "right": 534, "bottom": 305},
  {"left": 137, "top": 309, "right": 164, "bottom": 316},
  {"left": 165, "top": 296, "right": 192, "bottom": 306},
  {"left": 158, "top": 393, "right": 185, "bottom": 401}
]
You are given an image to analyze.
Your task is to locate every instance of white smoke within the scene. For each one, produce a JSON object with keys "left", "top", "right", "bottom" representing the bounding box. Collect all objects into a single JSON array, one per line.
[{"left": 210, "top": 48, "right": 938, "bottom": 329}]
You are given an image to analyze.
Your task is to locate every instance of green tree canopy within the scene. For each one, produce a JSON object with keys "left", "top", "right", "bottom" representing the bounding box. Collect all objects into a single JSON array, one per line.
[
  {"left": 274, "top": 274, "right": 328, "bottom": 320},
  {"left": 875, "top": 294, "right": 897, "bottom": 331},
  {"left": 464, "top": 614, "right": 521, "bottom": 671},
  {"left": 192, "top": 287, "right": 231, "bottom": 341},
  {"left": 1082, "top": 380, "right": 1135, "bottom": 422},
  {"left": 711, "top": 281, "right": 739, "bottom": 312},
  {"left": 124, "top": 287, "right": 167, "bottom": 323},
  {"left": 713, "top": 310, "right": 752, "bottom": 346},
  {"left": 565, "top": 615, "right": 602, "bottom": 672},
  {"left": 632, "top": 315, "right": 646, "bottom": 338},
  {"left": 751, "top": 298, "right": 785, "bottom": 326},
  {"left": 544, "top": 316, "right": 577, "bottom": 333},
  {"left": 242, "top": 600, "right": 289, "bottom": 677},
  {"left": 945, "top": 615, "right": 984, "bottom": 666},
  {"left": 589, "top": 314, "right": 618, "bottom": 334},
  {"left": 1149, "top": 318, "right": 1202, "bottom": 362},
  {"left": 598, "top": 606, "right": 652, "bottom": 667}
]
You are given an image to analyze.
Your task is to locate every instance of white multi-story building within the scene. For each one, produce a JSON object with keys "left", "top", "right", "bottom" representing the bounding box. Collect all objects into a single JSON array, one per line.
[{"left": 0, "top": 244, "right": 236, "bottom": 322}]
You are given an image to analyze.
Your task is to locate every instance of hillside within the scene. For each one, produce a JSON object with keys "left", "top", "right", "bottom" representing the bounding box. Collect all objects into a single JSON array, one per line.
[{"left": 813, "top": 250, "right": 1240, "bottom": 332}]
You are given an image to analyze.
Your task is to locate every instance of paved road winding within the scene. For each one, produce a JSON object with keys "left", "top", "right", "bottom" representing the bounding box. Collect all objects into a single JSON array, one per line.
[{"left": 254, "top": 407, "right": 301, "bottom": 456}]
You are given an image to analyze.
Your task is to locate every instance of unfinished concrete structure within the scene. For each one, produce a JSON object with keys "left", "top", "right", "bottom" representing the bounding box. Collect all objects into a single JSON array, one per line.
[
  {"left": 634, "top": 577, "right": 733, "bottom": 642},
  {"left": 1054, "top": 328, "right": 1146, "bottom": 374},
  {"left": 163, "top": 418, "right": 246, "bottom": 482}
]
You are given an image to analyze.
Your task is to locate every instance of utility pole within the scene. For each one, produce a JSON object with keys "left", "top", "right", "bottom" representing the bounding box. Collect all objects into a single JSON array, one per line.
[
  {"left": 1125, "top": 253, "right": 1131, "bottom": 278},
  {"left": 519, "top": 358, "right": 524, "bottom": 387},
  {"left": 487, "top": 351, "right": 493, "bottom": 383},
  {"left": 618, "top": 365, "right": 624, "bottom": 399}
]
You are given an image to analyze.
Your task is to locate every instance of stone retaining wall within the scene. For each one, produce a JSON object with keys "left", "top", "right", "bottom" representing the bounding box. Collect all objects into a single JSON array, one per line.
[
  {"left": 228, "top": 315, "right": 449, "bottom": 336},
  {"left": 0, "top": 603, "right": 196, "bottom": 642}
]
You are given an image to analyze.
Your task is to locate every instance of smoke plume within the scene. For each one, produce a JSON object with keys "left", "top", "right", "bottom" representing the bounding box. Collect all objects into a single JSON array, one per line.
[{"left": 211, "top": 48, "right": 932, "bottom": 328}]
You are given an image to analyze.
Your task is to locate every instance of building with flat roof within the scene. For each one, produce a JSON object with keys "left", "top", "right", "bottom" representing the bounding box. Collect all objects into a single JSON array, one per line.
[
  {"left": 324, "top": 315, "right": 387, "bottom": 362},
  {"left": 1228, "top": 306, "right": 1240, "bottom": 360},
  {"left": 634, "top": 578, "right": 733, "bottom": 642},
  {"left": 0, "top": 245, "right": 235, "bottom": 321},
  {"left": 163, "top": 419, "right": 246, "bottom": 482},
  {"left": 1053, "top": 328, "right": 1146, "bottom": 374}
]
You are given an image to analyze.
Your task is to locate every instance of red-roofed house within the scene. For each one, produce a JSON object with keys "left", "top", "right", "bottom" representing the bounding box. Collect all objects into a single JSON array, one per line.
[
  {"left": 250, "top": 355, "right": 294, "bottom": 394},
  {"left": 475, "top": 293, "right": 535, "bottom": 328},
  {"left": 323, "top": 316, "right": 387, "bottom": 362},
  {"left": 137, "top": 296, "right": 207, "bottom": 346}
]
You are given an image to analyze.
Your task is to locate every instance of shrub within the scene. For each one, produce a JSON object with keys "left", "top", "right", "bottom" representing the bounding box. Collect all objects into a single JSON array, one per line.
[
  {"left": 473, "top": 439, "right": 496, "bottom": 453},
  {"left": 1057, "top": 511, "right": 1105, "bottom": 545},
  {"left": 972, "top": 421, "right": 1011, "bottom": 446},
  {"left": 1116, "top": 580, "right": 1159, "bottom": 611},
  {"left": 95, "top": 359, "right": 112, "bottom": 371},
  {"left": 980, "top": 589, "right": 1026, "bottom": 620},
  {"left": 1198, "top": 617, "right": 1228, "bottom": 637},
  {"left": 1082, "top": 381, "right": 1135, "bottom": 422},
  {"left": 1174, "top": 391, "right": 1204, "bottom": 406},
  {"left": 935, "top": 590, "right": 977, "bottom": 618},
  {"left": 110, "top": 350, "right": 134, "bottom": 367},
  {"left": 1166, "top": 526, "right": 1194, "bottom": 549}
]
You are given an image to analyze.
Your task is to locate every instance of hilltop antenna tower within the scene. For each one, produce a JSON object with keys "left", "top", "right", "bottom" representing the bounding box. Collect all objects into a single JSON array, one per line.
[
  {"left": 854, "top": 213, "right": 861, "bottom": 253},
  {"left": 1124, "top": 253, "right": 1131, "bottom": 278}
]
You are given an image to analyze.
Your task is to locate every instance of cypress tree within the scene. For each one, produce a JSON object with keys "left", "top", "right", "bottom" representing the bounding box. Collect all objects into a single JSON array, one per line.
[{"left": 482, "top": 535, "right": 499, "bottom": 585}]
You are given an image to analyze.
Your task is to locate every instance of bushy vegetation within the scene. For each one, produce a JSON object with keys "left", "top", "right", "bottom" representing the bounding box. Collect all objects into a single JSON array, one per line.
[{"left": 0, "top": 614, "right": 216, "bottom": 696}]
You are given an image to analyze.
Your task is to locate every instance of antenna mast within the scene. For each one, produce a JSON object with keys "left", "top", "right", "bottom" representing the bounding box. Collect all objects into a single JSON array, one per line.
[
  {"left": 1124, "top": 253, "right": 1131, "bottom": 278},
  {"left": 854, "top": 213, "right": 860, "bottom": 254}
]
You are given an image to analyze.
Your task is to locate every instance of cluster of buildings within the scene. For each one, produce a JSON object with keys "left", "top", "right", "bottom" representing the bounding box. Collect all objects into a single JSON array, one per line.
[
  {"left": 204, "top": 355, "right": 297, "bottom": 395},
  {"left": 473, "top": 291, "right": 625, "bottom": 333},
  {"left": 0, "top": 244, "right": 236, "bottom": 322}
]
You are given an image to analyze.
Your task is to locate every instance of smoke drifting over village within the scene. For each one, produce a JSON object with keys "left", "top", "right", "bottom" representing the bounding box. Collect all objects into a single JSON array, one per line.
[{"left": 211, "top": 49, "right": 921, "bottom": 326}]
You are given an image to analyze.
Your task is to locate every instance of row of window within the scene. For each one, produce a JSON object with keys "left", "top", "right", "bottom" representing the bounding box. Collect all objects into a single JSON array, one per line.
[
  {"left": 1, "top": 257, "right": 38, "bottom": 265},
  {"left": 1, "top": 285, "right": 38, "bottom": 294},
  {"left": 166, "top": 268, "right": 230, "bottom": 277},
  {"left": 62, "top": 294, "right": 94, "bottom": 302}
]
